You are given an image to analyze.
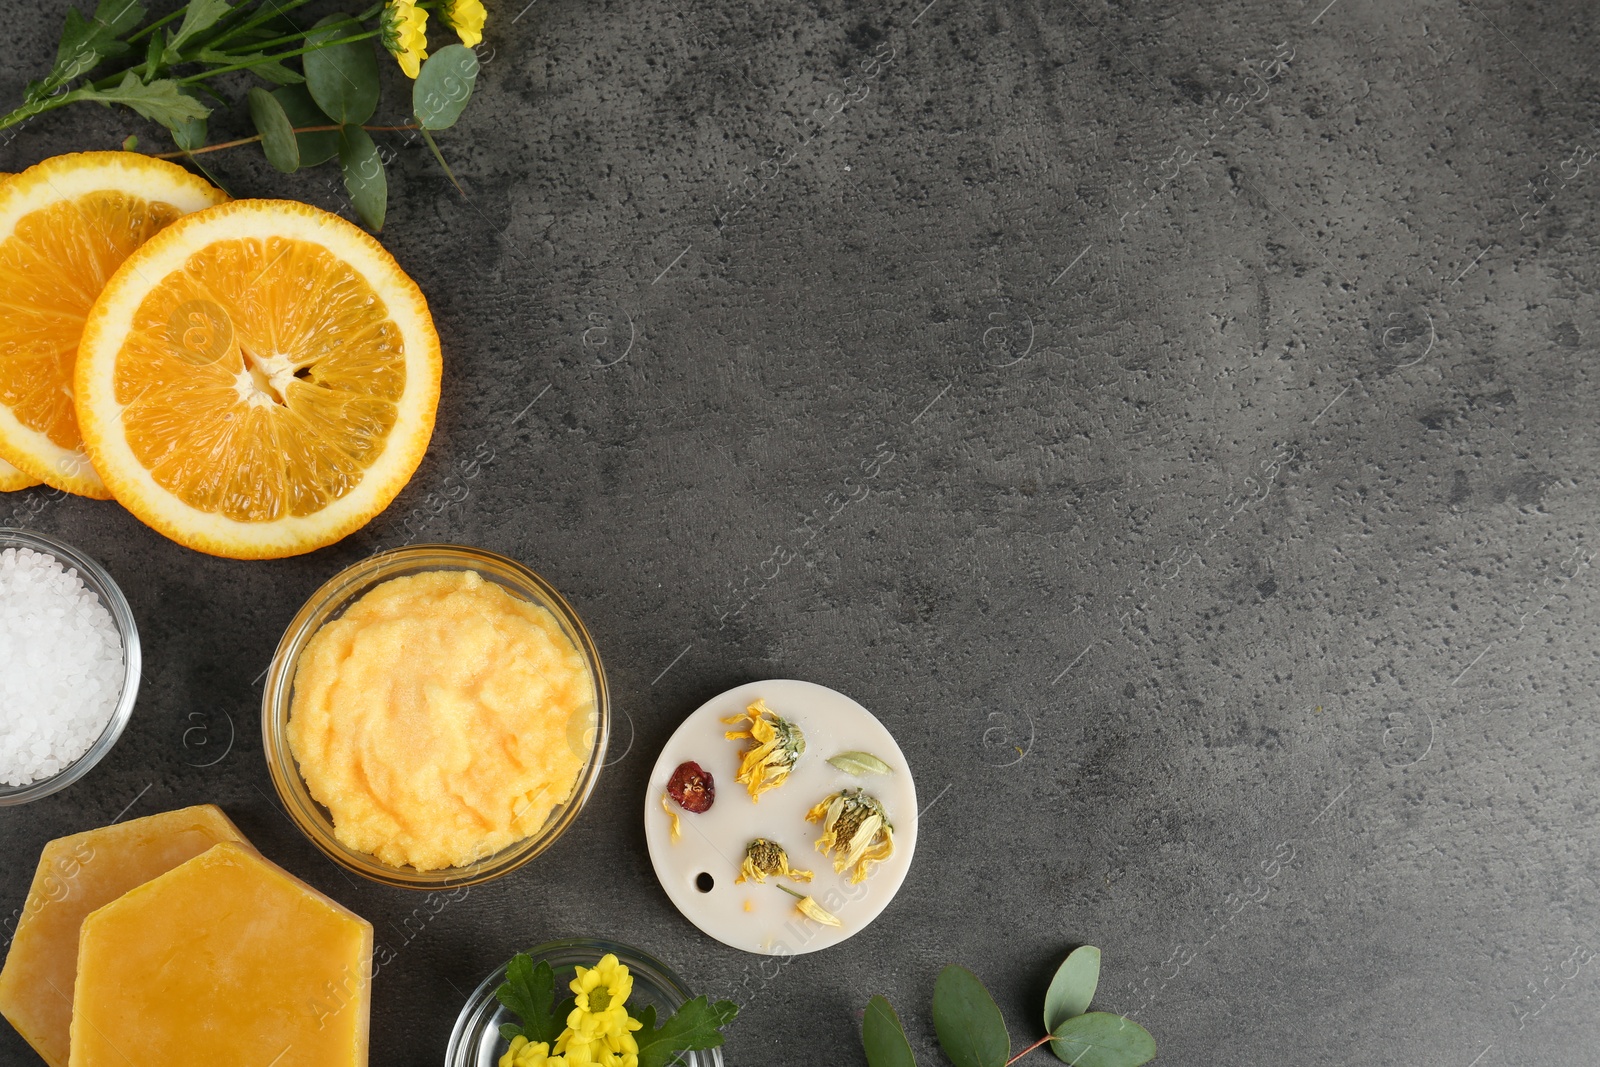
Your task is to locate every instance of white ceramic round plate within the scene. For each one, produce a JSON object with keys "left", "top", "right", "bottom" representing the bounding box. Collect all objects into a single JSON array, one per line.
[{"left": 644, "top": 679, "right": 917, "bottom": 955}]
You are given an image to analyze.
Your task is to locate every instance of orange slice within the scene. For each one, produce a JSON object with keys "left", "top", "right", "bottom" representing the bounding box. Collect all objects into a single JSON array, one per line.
[
  {"left": 0, "top": 457, "right": 36, "bottom": 493},
  {"left": 75, "top": 200, "right": 441, "bottom": 559},
  {"left": 0, "top": 173, "right": 38, "bottom": 493},
  {"left": 0, "top": 153, "right": 226, "bottom": 497}
]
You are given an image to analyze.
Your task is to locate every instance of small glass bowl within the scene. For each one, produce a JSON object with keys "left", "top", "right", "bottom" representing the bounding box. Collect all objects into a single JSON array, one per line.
[
  {"left": 446, "top": 938, "right": 724, "bottom": 1067},
  {"left": 261, "top": 544, "right": 609, "bottom": 890},
  {"left": 0, "top": 528, "right": 141, "bottom": 806}
]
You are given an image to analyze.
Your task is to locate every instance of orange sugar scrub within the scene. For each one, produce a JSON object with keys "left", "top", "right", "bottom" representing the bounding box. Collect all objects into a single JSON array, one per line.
[{"left": 287, "top": 569, "right": 595, "bottom": 870}]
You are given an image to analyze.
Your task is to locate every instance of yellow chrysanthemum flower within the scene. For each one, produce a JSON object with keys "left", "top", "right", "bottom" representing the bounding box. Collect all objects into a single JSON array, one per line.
[
  {"left": 556, "top": 953, "right": 643, "bottom": 1067},
  {"left": 381, "top": 0, "right": 429, "bottom": 78},
  {"left": 807, "top": 788, "right": 894, "bottom": 884},
  {"left": 442, "top": 0, "right": 488, "bottom": 47},
  {"left": 736, "top": 839, "right": 813, "bottom": 884},
  {"left": 723, "top": 699, "right": 805, "bottom": 800},
  {"left": 500, "top": 1035, "right": 569, "bottom": 1067}
]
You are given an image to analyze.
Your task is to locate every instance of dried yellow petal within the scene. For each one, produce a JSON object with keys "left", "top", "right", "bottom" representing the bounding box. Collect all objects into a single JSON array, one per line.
[{"left": 660, "top": 793, "right": 681, "bottom": 842}]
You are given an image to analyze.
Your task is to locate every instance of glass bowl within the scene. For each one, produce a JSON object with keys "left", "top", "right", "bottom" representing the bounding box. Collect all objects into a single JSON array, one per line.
[
  {"left": 446, "top": 938, "right": 724, "bottom": 1067},
  {"left": 0, "top": 528, "right": 141, "bottom": 806},
  {"left": 261, "top": 544, "right": 609, "bottom": 889}
]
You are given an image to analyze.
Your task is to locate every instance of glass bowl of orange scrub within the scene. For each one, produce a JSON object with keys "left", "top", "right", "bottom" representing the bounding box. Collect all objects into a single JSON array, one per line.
[{"left": 262, "top": 545, "right": 609, "bottom": 889}]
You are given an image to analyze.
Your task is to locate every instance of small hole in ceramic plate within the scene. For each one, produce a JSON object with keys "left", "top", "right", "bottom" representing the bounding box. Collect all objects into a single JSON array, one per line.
[{"left": 695, "top": 872, "right": 714, "bottom": 892}]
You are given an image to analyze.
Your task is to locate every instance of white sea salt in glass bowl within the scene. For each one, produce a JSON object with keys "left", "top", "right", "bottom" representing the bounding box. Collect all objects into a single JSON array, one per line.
[{"left": 0, "top": 529, "right": 140, "bottom": 805}]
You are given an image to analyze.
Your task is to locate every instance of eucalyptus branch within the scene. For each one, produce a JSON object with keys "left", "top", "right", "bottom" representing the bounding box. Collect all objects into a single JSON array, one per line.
[
  {"left": 149, "top": 123, "right": 421, "bottom": 159},
  {"left": 2, "top": 0, "right": 488, "bottom": 232},
  {"left": 1004, "top": 1035, "right": 1053, "bottom": 1066}
]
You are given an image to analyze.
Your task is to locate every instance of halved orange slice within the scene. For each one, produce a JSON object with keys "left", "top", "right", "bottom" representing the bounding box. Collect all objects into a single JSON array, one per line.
[
  {"left": 0, "top": 457, "right": 37, "bottom": 493},
  {"left": 0, "top": 153, "right": 226, "bottom": 497},
  {"left": 0, "top": 173, "right": 37, "bottom": 493},
  {"left": 75, "top": 200, "right": 441, "bottom": 559}
]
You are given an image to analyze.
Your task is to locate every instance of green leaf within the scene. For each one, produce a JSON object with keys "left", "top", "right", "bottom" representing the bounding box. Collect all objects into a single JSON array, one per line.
[
  {"left": 55, "top": 9, "right": 100, "bottom": 70},
  {"left": 829, "top": 751, "right": 894, "bottom": 776},
  {"left": 195, "top": 49, "right": 304, "bottom": 85},
  {"left": 247, "top": 87, "right": 298, "bottom": 172},
  {"left": 141, "top": 31, "right": 166, "bottom": 80},
  {"left": 932, "top": 966, "right": 1010, "bottom": 1067},
  {"left": 43, "top": 0, "right": 145, "bottom": 97},
  {"left": 863, "top": 995, "right": 917, "bottom": 1067},
  {"left": 169, "top": 85, "right": 209, "bottom": 151},
  {"left": 634, "top": 996, "right": 739, "bottom": 1067},
  {"left": 303, "top": 13, "right": 378, "bottom": 125},
  {"left": 271, "top": 85, "right": 338, "bottom": 165},
  {"left": 65, "top": 72, "right": 210, "bottom": 128},
  {"left": 1049, "top": 1013, "right": 1156, "bottom": 1067},
  {"left": 412, "top": 43, "right": 479, "bottom": 130},
  {"left": 92, "top": 0, "right": 146, "bottom": 40},
  {"left": 1044, "top": 946, "right": 1101, "bottom": 1032},
  {"left": 338, "top": 124, "right": 387, "bottom": 231},
  {"left": 166, "top": 0, "right": 232, "bottom": 53},
  {"left": 419, "top": 127, "right": 464, "bottom": 193},
  {"left": 493, "top": 954, "right": 571, "bottom": 1046}
]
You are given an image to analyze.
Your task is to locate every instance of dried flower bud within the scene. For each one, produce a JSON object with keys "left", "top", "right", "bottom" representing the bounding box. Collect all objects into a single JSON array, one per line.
[
  {"left": 807, "top": 788, "right": 894, "bottom": 884},
  {"left": 776, "top": 883, "right": 842, "bottom": 927},
  {"left": 723, "top": 699, "right": 806, "bottom": 801},
  {"left": 737, "top": 839, "right": 813, "bottom": 885}
]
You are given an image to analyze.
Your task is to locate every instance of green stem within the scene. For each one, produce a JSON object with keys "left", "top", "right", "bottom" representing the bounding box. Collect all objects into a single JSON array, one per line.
[
  {"left": 176, "top": 30, "right": 378, "bottom": 83},
  {"left": 216, "top": 28, "right": 313, "bottom": 53},
  {"left": 125, "top": 6, "right": 188, "bottom": 44},
  {"left": 1003, "top": 1036, "right": 1052, "bottom": 1066},
  {"left": 150, "top": 123, "right": 420, "bottom": 158},
  {"left": 203, "top": 0, "right": 318, "bottom": 51},
  {"left": 0, "top": 93, "right": 72, "bottom": 134}
]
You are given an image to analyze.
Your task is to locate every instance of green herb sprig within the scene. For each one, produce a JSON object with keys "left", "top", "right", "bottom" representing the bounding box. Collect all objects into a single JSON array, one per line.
[
  {"left": 495, "top": 951, "right": 739, "bottom": 1067},
  {"left": 863, "top": 946, "right": 1156, "bottom": 1067},
  {"left": 1, "top": 0, "right": 485, "bottom": 230}
]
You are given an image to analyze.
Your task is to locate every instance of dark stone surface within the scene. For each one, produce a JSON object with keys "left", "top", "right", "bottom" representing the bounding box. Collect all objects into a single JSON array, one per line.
[{"left": 3, "top": 0, "right": 1600, "bottom": 1064}]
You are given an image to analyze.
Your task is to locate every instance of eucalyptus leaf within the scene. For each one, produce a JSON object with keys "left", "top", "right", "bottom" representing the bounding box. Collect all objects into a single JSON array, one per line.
[
  {"left": 829, "top": 751, "right": 894, "bottom": 777},
  {"left": 932, "top": 966, "right": 1009, "bottom": 1067},
  {"left": 247, "top": 87, "right": 298, "bottom": 173},
  {"left": 862, "top": 995, "right": 916, "bottom": 1067},
  {"left": 413, "top": 44, "right": 479, "bottom": 130},
  {"left": 1049, "top": 1012, "right": 1156, "bottom": 1067},
  {"left": 303, "top": 13, "right": 378, "bottom": 125},
  {"left": 1044, "top": 945, "right": 1101, "bottom": 1031},
  {"left": 339, "top": 124, "right": 386, "bottom": 231},
  {"left": 271, "top": 85, "right": 338, "bottom": 166}
]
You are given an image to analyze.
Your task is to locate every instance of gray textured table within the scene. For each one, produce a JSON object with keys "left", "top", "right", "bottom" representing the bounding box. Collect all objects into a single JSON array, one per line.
[{"left": 4, "top": 0, "right": 1598, "bottom": 1064}]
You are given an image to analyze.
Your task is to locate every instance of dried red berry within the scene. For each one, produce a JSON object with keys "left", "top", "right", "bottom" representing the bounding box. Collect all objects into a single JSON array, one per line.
[{"left": 667, "top": 761, "right": 715, "bottom": 813}]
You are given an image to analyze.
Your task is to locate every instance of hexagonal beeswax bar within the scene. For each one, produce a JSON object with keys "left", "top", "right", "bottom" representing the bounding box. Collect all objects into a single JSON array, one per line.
[
  {"left": 0, "top": 804, "right": 248, "bottom": 1067},
  {"left": 70, "top": 842, "right": 372, "bottom": 1067}
]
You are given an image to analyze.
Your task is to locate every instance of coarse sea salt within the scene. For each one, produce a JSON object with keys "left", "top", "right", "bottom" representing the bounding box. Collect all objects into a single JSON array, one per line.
[{"left": 0, "top": 546, "right": 124, "bottom": 787}]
